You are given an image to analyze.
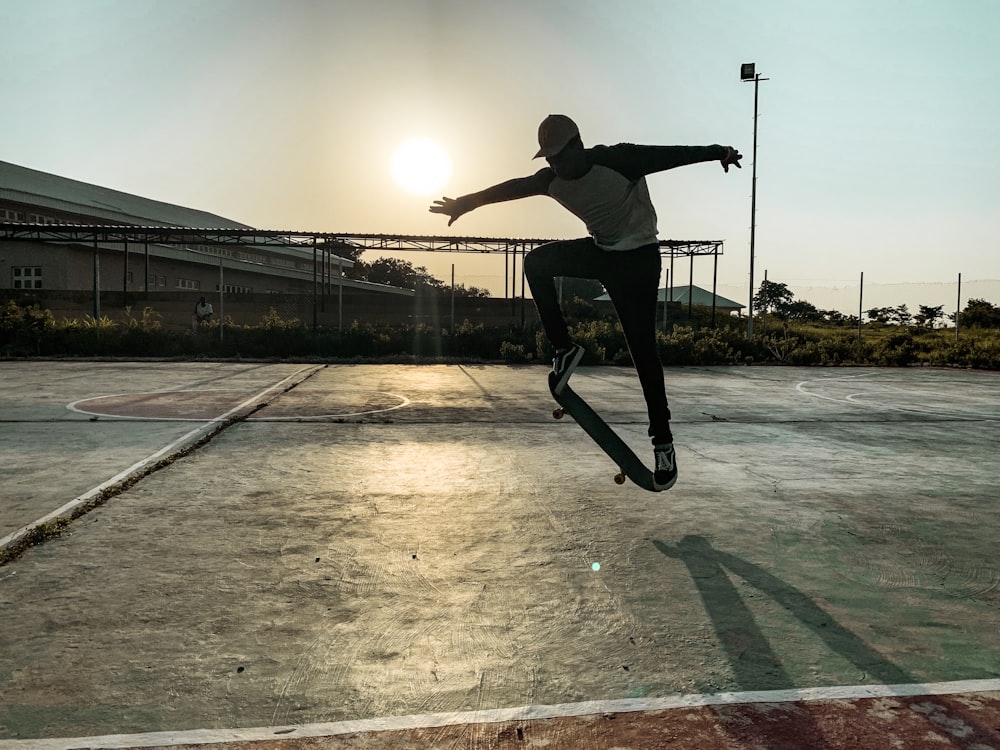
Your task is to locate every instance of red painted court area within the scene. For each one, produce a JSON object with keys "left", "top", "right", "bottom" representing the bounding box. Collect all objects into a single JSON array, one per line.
[
  {"left": 13, "top": 690, "right": 1000, "bottom": 749},
  {"left": 226, "top": 693, "right": 1000, "bottom": 750}
]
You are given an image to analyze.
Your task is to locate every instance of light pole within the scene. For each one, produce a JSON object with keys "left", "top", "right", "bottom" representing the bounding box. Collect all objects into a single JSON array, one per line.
[{"left": 741, "top": 62, "right": 768, "bottom": 337}]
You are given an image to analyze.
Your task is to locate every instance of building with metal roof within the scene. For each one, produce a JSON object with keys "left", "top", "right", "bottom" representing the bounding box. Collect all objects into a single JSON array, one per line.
[
  {"left": 0, "top": 160, "right": 413, "bottom": 300},
  {"left": 597, "top": 285, "right": 744, "bottom": 314}
]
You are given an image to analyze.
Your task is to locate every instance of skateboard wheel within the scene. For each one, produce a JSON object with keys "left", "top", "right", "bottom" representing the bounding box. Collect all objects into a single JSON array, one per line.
[
  {"left": 553, "top": 408, "right": 565, "bottom": 420},
  {"left": 614, "top": 472, "right": 626, "bottom": 485}
]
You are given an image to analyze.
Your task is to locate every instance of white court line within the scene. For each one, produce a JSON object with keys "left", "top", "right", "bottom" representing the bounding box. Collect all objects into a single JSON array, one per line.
[
  {"left": 2, "top": 679, "right": 998, "bottom": 750},
  {"left": 67, "top": 389, "right": 254, "bottom": 422},
  {"left": 797, "top": 374, "right": 998, "bottom": 422},
  {"left": 0, "top": 367, "right": 319, "bottom": 553},
  {"left": 68, "top": 390, "right": 412, "bottom": 422},
  {"left": 248, "top": 391, "right": 411, "bottom": 421},
  {"left": 794, "top": 371, "right": 882, "bottom": 404}
]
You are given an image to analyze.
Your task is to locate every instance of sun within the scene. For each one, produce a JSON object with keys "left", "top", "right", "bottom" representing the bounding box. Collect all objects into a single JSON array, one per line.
[{"left": 391, "top": 138, "right": 452, "bottom": 196}]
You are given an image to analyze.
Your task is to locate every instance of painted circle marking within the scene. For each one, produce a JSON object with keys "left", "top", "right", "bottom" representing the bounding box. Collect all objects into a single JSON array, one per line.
[{"left": 68, "top": 389, "right": 410, "bottom": 421}]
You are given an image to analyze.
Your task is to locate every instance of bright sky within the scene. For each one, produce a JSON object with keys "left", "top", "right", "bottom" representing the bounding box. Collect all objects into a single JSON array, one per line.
[{"left": 2, "top": 0, "right": 998, "bottom": 301}]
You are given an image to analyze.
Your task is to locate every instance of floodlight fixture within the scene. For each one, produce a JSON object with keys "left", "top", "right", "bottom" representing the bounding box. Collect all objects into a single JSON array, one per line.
[{"left": 741, "top": 63, "right": 768, "bottom": 337}]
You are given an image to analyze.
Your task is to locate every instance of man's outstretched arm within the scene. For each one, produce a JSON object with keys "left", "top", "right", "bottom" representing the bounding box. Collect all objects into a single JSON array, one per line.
[
  {"left": 595, "top": 144, "right": 743, "bottom": 180},
  {"left": 429, "top": 171, "right": 550, "bottom": 226}
]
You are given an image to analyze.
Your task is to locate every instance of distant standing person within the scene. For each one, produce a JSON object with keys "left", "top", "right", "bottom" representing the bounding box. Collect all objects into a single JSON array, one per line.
[
  {"left": 193, "top": 296, "right": 214, "bottom": 332},
  {"left": 429, "top": 114, "right": 741, "bottom": 490}
]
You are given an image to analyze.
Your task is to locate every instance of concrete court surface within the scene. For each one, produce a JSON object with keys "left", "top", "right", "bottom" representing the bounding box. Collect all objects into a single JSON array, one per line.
[{"left": 0, "top": 361, "right": 999, "bottom": 747}]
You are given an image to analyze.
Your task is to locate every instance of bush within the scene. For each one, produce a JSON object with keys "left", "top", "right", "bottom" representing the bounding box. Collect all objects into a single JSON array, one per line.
[
  {"left": 656, "top": 326, "right": 697, "bottom": 365},
  {"left": 569, "top": 319, "right": 622, "bottom": 364},
  {"left": 2, "top": 297, "right": 999, "bottom": 370},
  {"left": 871, "top": 329, "right": 922, "bottom": 366},
  {"left": 656, "top": 326, "right": 745, "bottom": 366},
  {"left": 924, "top": 336, "right": 1000, "bottom": 369},
  {"left": 499, "top": 341, "right": 530, "bottom": 363},
  {"left": 0, "top": 300, "right": 55, "bottom": 355}
]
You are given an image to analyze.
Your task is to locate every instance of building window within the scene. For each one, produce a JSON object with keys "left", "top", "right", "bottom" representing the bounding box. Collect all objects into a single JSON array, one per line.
[
  {"left": 12, "top": 267, "right": 43, "bottom": 289},
  {"left": 176, "top": 278, "right": 200, "bottom": 290}
]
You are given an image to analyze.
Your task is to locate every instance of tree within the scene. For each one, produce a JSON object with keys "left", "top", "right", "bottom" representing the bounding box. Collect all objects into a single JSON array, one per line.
[
  {"left": 890, "top": 304, "right": 912, "bottom": 326},
  {"left": 559, "top": 277, "right": 605, "bottom": 302},
  {"left": 362, "top": 257, "right": 442, "bottom": 290},
  {"left": 866, "top": 307, "right": 894, "bottom": 324},
  {"left": 452, "top": 283, "right": 491, "bottom": 299},
  {"left": 783, "top": 299, "right": 823, "bottom": 321},
  {"left": 959, "top": 298, "right": 1000, "bottom": 328},
  {"left": 914, "top": 304, "right": 944, "bottom": 328},
  {"left": 331, "top": 243, "right": 368, "bottom": 281},
  {"left": 753, "top": 280, "right": 794, "bottom": 317},
  {"left": 330, "top": 242, "right": 364, "bottom": 265},
  {"left": 337, "top": 248, "right": 492, "bottom": 298}
]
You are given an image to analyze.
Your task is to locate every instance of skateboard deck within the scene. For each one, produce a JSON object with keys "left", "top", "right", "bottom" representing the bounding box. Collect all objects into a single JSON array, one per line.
[{"left": 548, "top": 372, "right": 659, "bottom": 492}]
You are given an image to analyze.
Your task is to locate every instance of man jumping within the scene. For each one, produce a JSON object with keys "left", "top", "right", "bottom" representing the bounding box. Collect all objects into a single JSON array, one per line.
[{"left": 429, "top": 114, "right": 741, "bottom": 490}]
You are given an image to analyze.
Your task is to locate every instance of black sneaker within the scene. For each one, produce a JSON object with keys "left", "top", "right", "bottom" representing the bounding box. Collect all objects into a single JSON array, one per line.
[
  {"left": 653, "top": 443, "right": 678, "bottom": 491},
  {"left": 551, "top": 344, "right": 584, "bottom": 395}
]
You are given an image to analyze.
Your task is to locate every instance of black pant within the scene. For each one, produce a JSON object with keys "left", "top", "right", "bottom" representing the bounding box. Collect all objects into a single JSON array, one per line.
[{"left": 524, "top": 238, "right": 673, "bottom": 445}]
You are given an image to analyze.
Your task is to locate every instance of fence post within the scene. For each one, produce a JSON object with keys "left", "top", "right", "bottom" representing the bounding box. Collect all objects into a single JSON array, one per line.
[
  {"left": 122, "top": 239, "right": 128, "bottom": 308},
  {"left": 858, "top": 271, "right": 863, "bottom": 344},
  {"left": 711, "top": 244, "right": 719, "bottom": 328},
  {"left": 761, "top": 269, "right": 768, "bottom": 335},
  {"left": 521, "top": 244, "right": 527, "bottom": 327},
  {"left": 662, "top": 268, "right": 669, "bottom": 332},
  {"left": 92, "top": 238, "right": 101, "bottom": 328},
  {"left": 218, "top": 255, "right": 225, "bottom": 343},
  {"left": 956, "top": 272, "right": 961, "bottom": 341},
  {"left": 312, "top": 238, "right": 318, "bottom": 332}
]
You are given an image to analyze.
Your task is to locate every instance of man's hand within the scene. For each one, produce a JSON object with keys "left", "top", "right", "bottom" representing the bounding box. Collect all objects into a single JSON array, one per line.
[
  {"left": 721, "top": 146, "right": 742, "bottom": 173},
  {"left": 429, "top": 196, "right": 470, "bottom": 226}
]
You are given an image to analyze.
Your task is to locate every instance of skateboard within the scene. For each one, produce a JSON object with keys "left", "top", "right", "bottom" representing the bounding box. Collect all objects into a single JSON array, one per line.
[{"left": 548, "top": 372, "right": 659, "bottom": 492}]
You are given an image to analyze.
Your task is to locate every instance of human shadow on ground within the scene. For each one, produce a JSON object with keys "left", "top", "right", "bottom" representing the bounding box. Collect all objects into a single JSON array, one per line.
[{"left": 653, "top": 535, "right": 999, "bottom": 749}]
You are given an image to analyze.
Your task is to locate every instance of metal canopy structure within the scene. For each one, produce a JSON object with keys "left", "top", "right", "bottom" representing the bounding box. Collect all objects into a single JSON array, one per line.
[
  {"left": 0, "top": 223, "right": 728, "bottom": 324},
  {"left": 333, "top": 233, "right": 723, "bottom": 259},
  {"left": 0, "top": 224, "right": 722, "bottom": 258},
  {"left": 0, "top": 224, "right": 356, "bottom": 250}
]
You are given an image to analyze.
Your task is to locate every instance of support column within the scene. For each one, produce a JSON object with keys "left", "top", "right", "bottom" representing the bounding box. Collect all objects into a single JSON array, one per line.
[
  {"left": 218, "top": 256, "right": 225, "bottom": 342},
  {"left": 122, "top": 240, "right": 129, "bottom": 308},
  {"left": 92, "top": 238, "right": 101, "bottom": 325},
  {"left": 711, "top": 243, "right": 719, "bottom": 327}
]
